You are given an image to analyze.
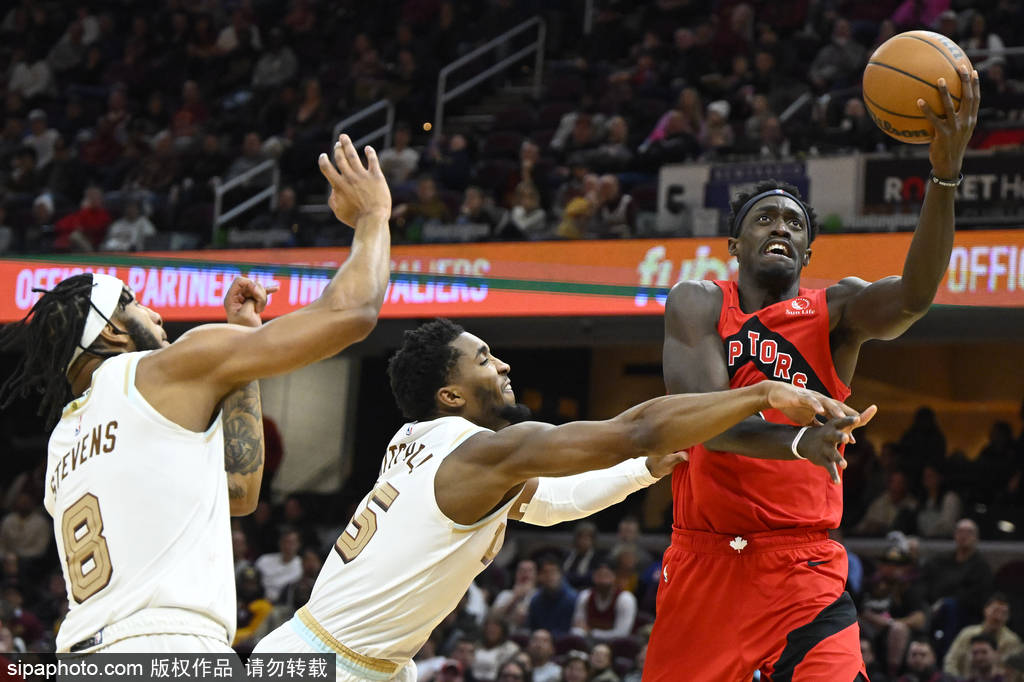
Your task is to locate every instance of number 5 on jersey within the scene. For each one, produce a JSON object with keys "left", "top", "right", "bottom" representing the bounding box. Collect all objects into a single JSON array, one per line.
[
  {"left": 61, "top": 493, "right": 113, "bottom": 603},
  {"left": 335, "top": 482, "right": 400, "bottom": 563}
]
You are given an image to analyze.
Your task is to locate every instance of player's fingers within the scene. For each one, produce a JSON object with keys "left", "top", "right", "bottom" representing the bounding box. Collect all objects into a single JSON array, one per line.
[
  {"left": 936, "top": 77, "right": 957, "bottom": 122},
  {"left": 821, "top": 397, "right": 857, "bottom": 420},
  {"left": 971, "top": 69, "right": 981, "bottom": 119},
  {"left": 917, "top": 98, "right": 944, "bottom": 128},
  {"left": 265, "top": 283, "right": 281, "bottom": 294},
  {"left": 824, "top": 458, "right": 841, "bottom": 485},
  {"left": 336, "top": 134, "right": 362, "bottom": 176},
  {"left": 365, "top": 145, "right": 382, "bottom": 176},
  {"left": 857, "top": 404, "right": 878, "bottom": 427},
  {"left": 318, "top": 152, "right": 343, "bottom": 187}
]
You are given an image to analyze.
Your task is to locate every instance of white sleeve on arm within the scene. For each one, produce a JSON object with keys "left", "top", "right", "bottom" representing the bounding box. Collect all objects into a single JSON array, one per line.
[{"left": 517, "top": 457, "right": 659, "bottom": 527}]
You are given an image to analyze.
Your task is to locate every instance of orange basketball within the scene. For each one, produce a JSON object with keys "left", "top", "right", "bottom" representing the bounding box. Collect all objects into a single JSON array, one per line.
[{"left": 863, "top": 30, "right": 973, "bottom": 144}]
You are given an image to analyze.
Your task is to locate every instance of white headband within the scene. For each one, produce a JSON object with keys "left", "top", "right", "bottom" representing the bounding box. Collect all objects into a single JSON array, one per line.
[{"left": 68, "top": 274, "right": 126, "bottom": 369}]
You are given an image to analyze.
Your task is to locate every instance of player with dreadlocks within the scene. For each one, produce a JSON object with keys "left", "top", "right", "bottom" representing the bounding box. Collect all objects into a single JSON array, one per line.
[{"left": 0, "top": 133, "right": 392, "bottom": 654}]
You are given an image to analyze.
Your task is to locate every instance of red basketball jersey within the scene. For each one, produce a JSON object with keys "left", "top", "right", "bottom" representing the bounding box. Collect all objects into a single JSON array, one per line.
[{"left": 671, "top": 280, "right": 851, "bottom": 534}]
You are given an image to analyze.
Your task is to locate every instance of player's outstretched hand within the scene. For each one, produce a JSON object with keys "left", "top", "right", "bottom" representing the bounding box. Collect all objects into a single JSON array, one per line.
[
  {"left": 797, "top": 405, "right": 878, "bottom": 485},
  {"left": 318, "top": 133, "right": 391, "bottom": 228},
  {"left": 645, "top": 450, "right": 689, "bottom": 478},
  {"left": 764, "top": 381, "right": 859, "bottom": 426},
  {"left": 224, "top": 276, "right": 279, "bottom": 328},
  {"left": 919, "top": 64, "right": 980, "bottom": 179}
]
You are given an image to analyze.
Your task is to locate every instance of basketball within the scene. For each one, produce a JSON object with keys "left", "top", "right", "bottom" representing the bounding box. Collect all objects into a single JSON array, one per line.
[{"left": 863, "top": 30, "right": 973, "bottom": 143}]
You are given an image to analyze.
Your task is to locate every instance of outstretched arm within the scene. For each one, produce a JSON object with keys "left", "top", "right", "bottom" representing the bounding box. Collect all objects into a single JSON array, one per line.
[
  {"left": 663, "top": 281, "right": 866, "bottom": 482},
  {"left": 439, "top": 378, "right": 864, "bottom": 524},
  {"left": 141, "top": 134, "right": 392, "bottom": 399},
  {"left": 833, "top": 66, "right": 980, "bottom": 341}
]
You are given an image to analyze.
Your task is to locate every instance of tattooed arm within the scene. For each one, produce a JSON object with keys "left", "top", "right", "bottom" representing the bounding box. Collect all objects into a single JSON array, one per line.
[
  {"left": 223, "top": 380, "right": 265, "bottom": 515},
  {"left": 222, "top": 277, "right": 276, "bottom": 515}
]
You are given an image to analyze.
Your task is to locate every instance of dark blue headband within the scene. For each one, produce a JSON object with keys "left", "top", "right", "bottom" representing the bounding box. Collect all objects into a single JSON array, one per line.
[{"left": 731, "top": 189, "right": 810, "bottom": 238}]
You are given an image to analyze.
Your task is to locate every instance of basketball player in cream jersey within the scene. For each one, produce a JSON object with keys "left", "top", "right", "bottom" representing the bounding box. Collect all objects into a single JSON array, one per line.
[
  {"left": 0, "top": 134, "right": 392, "bottom": 653},
  {"left": 255, "top": 318, "right": 874, "bottom": 681}
]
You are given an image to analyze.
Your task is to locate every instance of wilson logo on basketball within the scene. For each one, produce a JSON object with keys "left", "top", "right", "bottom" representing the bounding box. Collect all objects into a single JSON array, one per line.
[{"left": 786, "top": 298, "right": 814, "bottom": 315}]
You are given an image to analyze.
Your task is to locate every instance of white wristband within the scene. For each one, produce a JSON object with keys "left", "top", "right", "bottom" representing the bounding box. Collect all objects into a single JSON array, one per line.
[{"left": 791, "top": 426, "right": 811, "bottom": 460}]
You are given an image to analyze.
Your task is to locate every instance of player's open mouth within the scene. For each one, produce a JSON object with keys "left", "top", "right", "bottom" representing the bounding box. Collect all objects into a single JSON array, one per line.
[
  {"left": 502, "top": 380, "right": 513, "bottom": 393},
  {"left": 762, "top": 239, "right": 794, "bottom": 260}
]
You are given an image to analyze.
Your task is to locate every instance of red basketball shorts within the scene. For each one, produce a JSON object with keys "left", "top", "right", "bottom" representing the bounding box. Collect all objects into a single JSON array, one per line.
[{"left": 642, "top": 529, "right": 868, "bottom": 682}]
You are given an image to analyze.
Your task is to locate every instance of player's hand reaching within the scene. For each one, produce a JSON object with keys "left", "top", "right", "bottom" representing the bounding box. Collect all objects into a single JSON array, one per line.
[
  {"left": 919, "top": 64, "right": 980, "bottom": 179},
  {"left": 645, "top": 450, "right": 690, "bottom": 478},
  {"left": 319, "top": 133, "right": 392, "bottom": 228},
  {"left": 796, "top": 405, "right": 878, "bottom": 485},
  {"left": 763, "top": 381, "right": 859, "bottom": 426},
  {"left": 224, "top": 276, "right": 279, "bottom": 328}
]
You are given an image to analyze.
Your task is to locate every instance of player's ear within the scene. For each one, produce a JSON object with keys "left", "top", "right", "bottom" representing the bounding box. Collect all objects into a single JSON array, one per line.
[
  {"left": 96, "top": 319, "right": 130, "bottom": 350},
  {"left": 727, "top": 237, "right": 739, "bottom": 256},
  {"left": 437, "top": 385, "right": 465, "bottom": 411},
  {"left": 802, "top": 247, "right": 812, "bottom": 266}
]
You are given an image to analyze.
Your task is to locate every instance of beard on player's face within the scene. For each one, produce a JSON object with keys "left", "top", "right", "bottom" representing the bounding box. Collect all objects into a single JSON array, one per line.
[{"left": 122, "top": 316, "right": 164, "bottom": 352}]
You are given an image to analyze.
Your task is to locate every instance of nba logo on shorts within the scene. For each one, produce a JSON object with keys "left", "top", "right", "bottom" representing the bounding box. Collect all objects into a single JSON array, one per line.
[{"left": 786, "top": 298, "right": 814, "bottom": 316}]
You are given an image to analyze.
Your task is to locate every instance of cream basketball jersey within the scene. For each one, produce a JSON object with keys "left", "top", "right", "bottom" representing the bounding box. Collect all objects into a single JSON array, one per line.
[
  {"left": 44, "top": 351, "right": 235, "bottom": 651},
  {"left": 304, "top": 416, "right": 510, "bottom": 662}
]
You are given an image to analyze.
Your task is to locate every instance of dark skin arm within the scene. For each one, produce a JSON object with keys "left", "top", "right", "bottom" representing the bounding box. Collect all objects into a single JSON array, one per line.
[
  {"left": 828, "top": 65, "right": 980, "bottom": 381},
  {"left": 663, "top": 280, "right": 869, "bottom": 483},
  {"left": 436, "top": 380, "right": 863, "bottom": 524},
  {"left": 221, "top": 279, "right": 276, "bottom": 516}
]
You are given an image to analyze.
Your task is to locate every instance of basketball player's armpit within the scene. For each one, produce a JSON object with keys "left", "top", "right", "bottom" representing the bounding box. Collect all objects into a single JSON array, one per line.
[{"left": 222, "top": 381, "right": 265, "bottom": 514}]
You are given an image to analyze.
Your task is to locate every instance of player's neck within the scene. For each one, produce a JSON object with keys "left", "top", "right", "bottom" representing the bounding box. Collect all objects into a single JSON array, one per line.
[
  {"left": 68, "top": 356, "right": 104, "bottom": 397},
  {"left": 736, "top": 274, "right": 800, "bottom": 313}
]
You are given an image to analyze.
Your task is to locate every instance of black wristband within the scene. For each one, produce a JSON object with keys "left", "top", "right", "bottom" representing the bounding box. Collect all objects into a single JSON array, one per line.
[{"left": 929, "top": 172, "right": 963, "bottom": 188}]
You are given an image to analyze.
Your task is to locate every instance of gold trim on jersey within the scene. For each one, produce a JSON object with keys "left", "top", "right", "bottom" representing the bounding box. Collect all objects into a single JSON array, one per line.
[{"left": 296, "top": 606, "right": 399, "bottom": 675}]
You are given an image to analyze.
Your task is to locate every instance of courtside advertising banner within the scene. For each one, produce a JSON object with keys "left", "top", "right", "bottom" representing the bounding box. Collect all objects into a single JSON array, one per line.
[{"left": 3, "top": 231, "right": 1024, "bottom": 322}]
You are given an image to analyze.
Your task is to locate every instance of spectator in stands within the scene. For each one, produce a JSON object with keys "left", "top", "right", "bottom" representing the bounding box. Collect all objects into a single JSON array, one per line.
[
  {"left": 916, "top": 465, "right": 962, "bottom": 538},
  {"left": 243, "top": 186, "right": 304, "bottom": 243},
  {"left": 592, "top": 175, "right": 634, "bottom": 238},
  {"left": 24, "top": 109, "right": 58, "bottom": 170},
  {"left": 100, "top": 198, "right": 156, "bottom": 251},
  {"left": 280, "top": 549, "right": 322, "bottom": 612},
  {"left": 24, "top": 193, "right": 56, "bottom": 252},
  {"left": 925, "top": 519, "right": 993, "bottom": 645},
  {"left": 611, "top": 545, "right": 641, "bottom": 596},
  {"left": 0, "top": 206, "right": 11, "bottom": 254},
  {"left": 976, "top": 422, "right": 1018, "bottom": 504},
  {"left": 963, "top": 13, "right": 1006, "bottom": 74},
  {"left": 379, "top": 124, "right": 421, "bottom": 188},
  {"left": 5, "top": 146, "right": 44, "bottom": 200},
  {"left": 861, "top": 541, "right": 929, "bottom": 677},
  {"left": 172, "top": 80, "right": 210, "bottom": 142},
  {"left": 54, "top": 185, "right": 111, "bottom": 251},
  {"left": 48, "top": 19, "right": 86, "bottom": 75},
  {"left": 856, "top": 471, "right": 918, "bottom": 536},
  {"left": 254, "top": 527, "right": 302, "bottom": 604},
  {"left": 496, "top": 660, "right": 530, "bottom": 682},
  {"left": 945, "top": 593, "right": 1022, "bottom": 678},
  {"left": 527, "top": 555, "right": 578, "bottom": 636},
  {"left": 556, "top": 196, "right": 595, "bottom": 240},
  {"left": 0, "top": 492, "right": 49, "bottom": 562},
  {"left": 134, "top": 92, "right": 171, "bottom": 141},
  {"left": 8, "top": 45, "right": 55, "bottom": 101},
  {"left": 233, "top": 566, "right": 273, "bottom": 650},
  {"left": 753, "top": 116, "right": 792, "bottom": 159},
  {"left": 252, "top": 27, "right": 298, "bottom": 92},
  {"left": 554, "top": 112, "right": 602, "bottom": 163},
  {"left": 809, "top": 18, "right": 867, "bottom": 93},
  {"left": 2, "top": 585, "right": 45, "bottom": 650},
  {"left": 966, "top": 633, "right": 1005, "bottom": 682},
  {"left": 392, "top": 175, "right": 452, "bottom": 242},
  {"left": 590, "top": 643, "right": 619, "bottom": 682},
  {"left": 31, "top": 571, "right": 68, "bottom": 630},
  {"left": 828, "top": 98, "right": 888, "bottom": 152},
  {"left": 898, "top": 637, "right": 957, "bottom": 682},
  {"left": 572, "top": 558, "right": 637, "bottom": 642},
  {"left": 290, "top": 77, "right": 328, "bottom": 142},
  {"left": 697, "top": 100, "right": 735, "bottom": 158},
  {"left": 527, "top": 629, "right": 561, "bottom": 682},
  {"left": 611, "top": 517, "right": 652, "bottom": 568},
  {"left": 584, "top": 116, "right": 633, "bottom": 173},
  {"left": 233, "top": 528, "right": 254, "bottom": 579},
  {"left": 899, "top": 407, "right": 947, "bottom": 486},
  {"left": 226, "top": 132, "right": 271, "bottom": 189},
  {"left": 563, "top": 522, "right": 600, "bottom": 590},
  {"left": 450, "top": 638, "right": 478, "bottom": 682},
  {"left": 458, "top": 186, "right": 505, "bottom": 234},
  {"left": 862, "top": 636, "right": 891, "bottom": 682},
  {"left": 472, "top": 616, "right": 520, "bottom": 682},
  {"left": 131, "top": 131, "right": 181, "bottom": 205},
  {"left": 561, "top": 651, "right": 591, "bottom": 682},
  {"left": 423, "top": 133, "right": 472, "bottom": 194},
  {"left": 497, "top": 182, "right": 546, "bottom": 241},
  {"left": 492, "top": 559, "right": 538, "bottom": 629}
]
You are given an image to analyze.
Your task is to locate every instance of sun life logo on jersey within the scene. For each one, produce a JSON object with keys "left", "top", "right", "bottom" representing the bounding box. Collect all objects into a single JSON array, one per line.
[{"left": 785, "top": 297, "right": 814, "bottom": 316}]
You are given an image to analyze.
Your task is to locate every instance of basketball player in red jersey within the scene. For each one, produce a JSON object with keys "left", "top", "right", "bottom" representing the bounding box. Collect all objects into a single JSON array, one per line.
[{"left": 645, "top": 67, "right": 979, "bottom": 681}]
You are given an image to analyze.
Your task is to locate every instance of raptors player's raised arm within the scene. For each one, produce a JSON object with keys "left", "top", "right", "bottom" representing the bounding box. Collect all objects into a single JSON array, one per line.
[
  {"left": 438, "top": 379, "right": 864, "bottom": 524},
  {"left": 829, "top": 66, "right": 979, "bottom": 364},
  {"left": 663, "top": 280, "right": 866, "bottom": 483},
  {"left": 135, "top": 134, "right": 391, "bottom": 426}
]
